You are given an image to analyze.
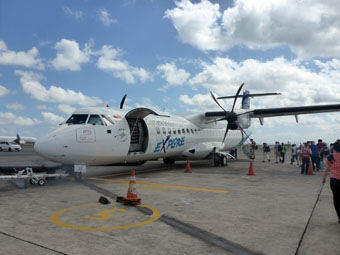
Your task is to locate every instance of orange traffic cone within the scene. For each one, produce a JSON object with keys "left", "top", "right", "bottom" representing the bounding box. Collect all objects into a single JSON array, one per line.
[
  {"left": 248, "top": 160, "right": 255, "bottom": 176},
  {"left": 123, "top": 170, "right": 141, "bottom": 206},
  {"left": 185, "top": 159, "right": 192, "bottom": 173},
  {"left": 307, "top": 161, "right": 314, "bottom": 175}
]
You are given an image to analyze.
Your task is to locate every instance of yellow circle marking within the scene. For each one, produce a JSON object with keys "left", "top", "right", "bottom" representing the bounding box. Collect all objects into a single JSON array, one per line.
[
  {"left": 50, "top": 202, "right": 161, "bottom": 231},
  {"left": 84, "top": 208, "right": 127, "bottom": 221}
]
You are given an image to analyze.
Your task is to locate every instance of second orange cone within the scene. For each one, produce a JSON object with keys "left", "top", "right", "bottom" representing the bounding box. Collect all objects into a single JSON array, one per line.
[
  {"left": 307, "top": 161, "right": 314, "bottom": 175},
  {"left": 185, "top": 159, "right": 192, "bottom": 173},
  {"left": 248, "top": 160, "right": 255, "bottom": 175}
]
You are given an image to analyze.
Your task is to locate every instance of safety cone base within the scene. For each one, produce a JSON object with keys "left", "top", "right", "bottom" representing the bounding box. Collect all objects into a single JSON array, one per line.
[{"left": 122, "top": 197, "right": 141, "bottom": 206}]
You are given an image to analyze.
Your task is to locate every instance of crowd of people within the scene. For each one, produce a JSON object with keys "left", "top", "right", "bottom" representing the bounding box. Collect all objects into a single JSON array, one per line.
[
  {"left": 245, "top": 138, "right": 339, "bottom": 224},
  {"left": 253, "top": 139, "right": 332, "bottom": 174}
]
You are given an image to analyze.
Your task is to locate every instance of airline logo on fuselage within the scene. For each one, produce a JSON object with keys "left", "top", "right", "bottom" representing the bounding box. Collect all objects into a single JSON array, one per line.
[{"left": 154, "top": 136, "right": 185, "bottom": 153}]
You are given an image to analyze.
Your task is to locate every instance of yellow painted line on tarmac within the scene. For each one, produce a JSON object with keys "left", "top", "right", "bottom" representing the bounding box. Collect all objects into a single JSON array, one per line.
[
  {"left": 50, "top": 202, "right": 161, "bottom": 231},
  {"left": 89, "top": 177, "right": 229, "bottom": 193},
  {"left": 94, "top": 162, "right": 207, "bottom": 179}
]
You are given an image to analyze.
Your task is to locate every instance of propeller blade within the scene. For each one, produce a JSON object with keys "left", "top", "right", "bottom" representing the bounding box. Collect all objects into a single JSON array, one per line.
[
  {"left": 120, "top": 94, "right": 127, "bottom": 109},
  {"left": 222, "top": 127, "right": 229, "bottom": 144},
  {"left": 231, "top": 83, "right": 244, "bottom": 112},
  {"left": 210, "top": 91, "right": 227, "bottom": 112},
  {"left": 205, "top": 117, "right": 226, "bottom": 124}
]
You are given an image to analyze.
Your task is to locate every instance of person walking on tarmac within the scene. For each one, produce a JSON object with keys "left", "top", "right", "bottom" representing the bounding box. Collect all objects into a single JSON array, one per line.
[
  {"left": 262, "top": 143, "right": 271, "bottom": 162},
  {"left": 250, "top": 139, "right": 257, "bottom": 160},
  {"left": 322, "top": 141, "right": 340, "bottom": 224},
  {"left": 280, "top": 142, "right": 286, "bottom": 163},
  {"left": 310, "top": 141, "right": 320, "bottom": 171},
  {"left": 274, "top": 141, "right": 280, "bottom": 163},
  {"left": 301, "top": 142, "right": 311, "bottom": 174}
]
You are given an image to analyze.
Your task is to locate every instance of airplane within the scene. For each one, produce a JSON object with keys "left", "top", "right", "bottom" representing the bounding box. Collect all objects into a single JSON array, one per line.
[
  {"left": 34, "top": 83, "right": 340, "bottom": 172},
  {"left": 0, "top": 134, "right": 37, "bottom": 145}
]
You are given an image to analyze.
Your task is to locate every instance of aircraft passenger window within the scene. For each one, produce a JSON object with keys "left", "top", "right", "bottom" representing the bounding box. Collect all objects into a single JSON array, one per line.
[
  {"left": 156, "top": 127, "right": 160, "bottom": 134},
  {"left": 191, "top": 129, "right": 194, "bottom": 134},
  {"left": 162, "top": 127, "right": 166, "bottom": 135},
  {"left": 66, "top": 114, "right": 88, "bottom": 125},
  {"left": 186, "top": 128, "right": 190, "bottom": 134},
  {"left": 178, "top": 129, "right": 181, "bottom": 134},
  {"left": 182, "top": 128, "right": 185, "bottom": 134},
  {"left": 168, "top": 128, "right": 171, "bottom": 134},
  {"left": 195, "top": 129, "right": 197, "bottom": 133},
  {"left": 173, "top": 129, "right": 176, "bottom": 134},
  {"left": 101, "top": 115, "right": 114, "bottom": 126}
]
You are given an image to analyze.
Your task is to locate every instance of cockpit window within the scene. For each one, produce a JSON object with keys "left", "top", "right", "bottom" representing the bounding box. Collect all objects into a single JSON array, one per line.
[
  {"left": 87, "top": 115, "right": 104, "bottom": 126},
  {"left": 66, "top": 114, "right": 88, "bottom": 125},
  {"left": 101, "top": 115, "right": 114, "bottom": 126}
]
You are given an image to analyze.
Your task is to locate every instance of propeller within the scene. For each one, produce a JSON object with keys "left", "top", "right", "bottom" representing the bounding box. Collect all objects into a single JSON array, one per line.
[
  {"left": 120, "top": 94, "right": 127, "bottom": 109},
  {"left": 210, "top": 83, "right": 244, "bottom": 143}
]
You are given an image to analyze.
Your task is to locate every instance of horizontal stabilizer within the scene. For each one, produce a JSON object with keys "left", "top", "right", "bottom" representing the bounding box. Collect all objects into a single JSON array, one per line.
[{"left": 217, "top": 92, "right": 281, "bottom": 99}]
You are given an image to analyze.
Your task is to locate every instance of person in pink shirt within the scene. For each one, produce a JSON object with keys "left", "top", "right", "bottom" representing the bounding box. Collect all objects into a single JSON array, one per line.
[{"left": 322, "top": 141, "right": 340, "bottom": 224}]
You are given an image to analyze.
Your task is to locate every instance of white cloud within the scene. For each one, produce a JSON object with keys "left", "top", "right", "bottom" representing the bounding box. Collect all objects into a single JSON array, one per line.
[
  {"left": 165, "top": 0, "right": 340, "bottom": 59},
  {"left": 179, "top": 93, "right": 226, "bottom": 113},
  {"left": 97, "top": 45, "right": 152, "bottom": 84},
  {"left": 0, "top": 40, "right": 44, "bottom": 69},
  {"left": 165, "top": 0, "right": 224, "bottom": 51},
  {"left": 57, "top": 104, "right": 76, "bottom": 115},
  {"left": 0, "top": 85, "right": 9, "bottom": 96},
  {"left": 6, "top": 103, "right": 25, "bottom": 110},
  {"left": 41, "top": 112, "right": 65, "bottom": 125},
  {"left": 0, "top": 112, "right": 40, "bottom": 126},
  {"left": 15, "top": 70, "right": 102, "bottom": 106},
  {"left": 187, "top": 57, "right": 340, "bottom": 108},
  {"left": 51, "top": 39, "right": 90, "bottom": 71},
  {"left": 97, "top": 8, "right": 117, "bottom": 26},
  {"left": 63, "top": 6, "right": 84, "bottom": 19},
  {"left": 135, "top": 97, "right": 163, "bottom": 112},
  {"left": 157, "top": 63, "right": 190, "bottom": 86}
]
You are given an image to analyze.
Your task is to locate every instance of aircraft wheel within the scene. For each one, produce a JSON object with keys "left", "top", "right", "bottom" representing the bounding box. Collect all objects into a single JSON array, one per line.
[
  {"left": 0, "top": 147, "right": 2, "bottom": 151},
  {"left": 213, "top": 155, "right": 220, "bottom": 166},
  {"left": 8, "top": 147, "right": 11, "bottom": 152},
  {"left": 220, "top": 155, "right": 227, "bottom": 167},
  {"left": 38, "top": 179, "right": 45, "bottom": 186},
  {"left": 74, "top": 172, "right": 82, "bottom": 181}
]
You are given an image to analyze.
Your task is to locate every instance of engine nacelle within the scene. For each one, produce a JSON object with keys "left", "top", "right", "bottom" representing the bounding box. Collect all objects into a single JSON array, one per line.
[{"left": 237, "top": 113, "right": 251, "bottom": 129}]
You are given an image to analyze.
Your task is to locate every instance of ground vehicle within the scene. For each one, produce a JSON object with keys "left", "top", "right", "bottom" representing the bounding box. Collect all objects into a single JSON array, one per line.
[{"left": 0, "top": 141, "right": 21, "bottom": 152}]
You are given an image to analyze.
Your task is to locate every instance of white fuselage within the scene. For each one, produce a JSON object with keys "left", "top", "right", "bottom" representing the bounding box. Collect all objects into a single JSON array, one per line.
[{"left": 34, "top": 107, "right": 244, "bottom": 165}]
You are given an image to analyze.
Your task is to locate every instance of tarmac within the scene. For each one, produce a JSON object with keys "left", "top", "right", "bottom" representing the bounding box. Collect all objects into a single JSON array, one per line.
[{"left": 0, "top": 146, "right": 339, "bottom": 255}]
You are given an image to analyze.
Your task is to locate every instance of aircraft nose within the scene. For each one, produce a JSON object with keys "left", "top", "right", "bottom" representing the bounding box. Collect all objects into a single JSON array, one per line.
[{"left": 34, "top": 135, "right": 56, "bottom": 159}]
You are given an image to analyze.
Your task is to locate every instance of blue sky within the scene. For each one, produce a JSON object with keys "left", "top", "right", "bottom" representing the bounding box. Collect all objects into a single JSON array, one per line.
[{"left": 1, "top": 0, "right": 340, "bottom": 144}]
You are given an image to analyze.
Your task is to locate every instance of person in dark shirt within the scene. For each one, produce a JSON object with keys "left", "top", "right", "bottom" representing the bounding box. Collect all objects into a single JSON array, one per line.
[{"left": 310, "top": 141, "right": 319, "bottom": 171}]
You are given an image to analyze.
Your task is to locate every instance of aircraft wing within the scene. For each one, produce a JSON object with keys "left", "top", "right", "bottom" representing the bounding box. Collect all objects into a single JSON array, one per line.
[{"left": 248, "top": 104, "right": 340, "bottom": 118}]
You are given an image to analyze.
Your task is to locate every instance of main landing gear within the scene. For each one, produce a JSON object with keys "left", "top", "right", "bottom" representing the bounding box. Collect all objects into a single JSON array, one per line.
[
  {"left": 163, "top": 158, "right": 176, "bottom": 164},
  {"left": 213, "top": 154, "right": 227, "bottom": 167}
]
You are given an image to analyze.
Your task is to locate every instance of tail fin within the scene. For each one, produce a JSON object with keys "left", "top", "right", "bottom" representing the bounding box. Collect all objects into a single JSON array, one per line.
[{"left": 14, "top": 134, "right": 21, "bottom": 144}]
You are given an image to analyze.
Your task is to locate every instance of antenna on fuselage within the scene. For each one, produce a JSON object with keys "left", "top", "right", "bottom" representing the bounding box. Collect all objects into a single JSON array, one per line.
[{"left": 120, "top": 94, "right": 127, "bottom": 109}]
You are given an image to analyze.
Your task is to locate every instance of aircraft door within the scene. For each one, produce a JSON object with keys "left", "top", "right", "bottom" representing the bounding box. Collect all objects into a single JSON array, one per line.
[{"left": 126, "top": 118, "right": 149, "bottom": 152}]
